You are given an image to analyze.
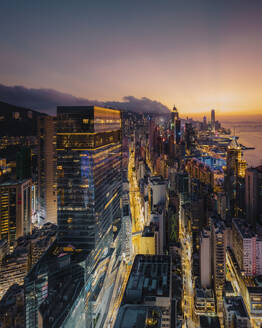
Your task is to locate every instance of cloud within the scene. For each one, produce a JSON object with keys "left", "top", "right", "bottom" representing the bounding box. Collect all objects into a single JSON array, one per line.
[{"left": 0, "top": 83, "right": 170, "bottom": 114}]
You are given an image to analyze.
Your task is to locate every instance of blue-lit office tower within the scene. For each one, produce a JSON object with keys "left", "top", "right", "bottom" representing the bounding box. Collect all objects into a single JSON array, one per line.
[
  {"left": 175, "top": 119, "right": 181, "bottom": 144},
  {"left": 171, "top": 105, "right": 181, "bottom": 144},
  {"left": 211, "top": 109, "right": 215, "bottom": 132},
  {"left": 56, "top": 106, "right": 122, "bottom": 251},
  {"left": 25, "top": 106, "right": 123, "bottom": 328}
]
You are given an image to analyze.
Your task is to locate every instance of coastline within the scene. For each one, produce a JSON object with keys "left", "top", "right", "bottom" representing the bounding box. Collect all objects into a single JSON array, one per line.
[{"left": 222, "top": 121, "right": 262, "bottom": 167}]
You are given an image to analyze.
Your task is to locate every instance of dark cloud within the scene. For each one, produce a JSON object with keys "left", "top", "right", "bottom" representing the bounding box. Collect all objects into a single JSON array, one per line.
[
  {"left": 105, "top": 96, "right": 170, "bottom": 114},
  {"left": 0, "top": 84, "right": 170, "bottom": 114}
]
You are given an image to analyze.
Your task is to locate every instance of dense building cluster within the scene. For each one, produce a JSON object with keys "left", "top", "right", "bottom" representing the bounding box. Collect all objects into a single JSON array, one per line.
[{"left": 0, "top": 101, "right": 261, "bottom": 328}]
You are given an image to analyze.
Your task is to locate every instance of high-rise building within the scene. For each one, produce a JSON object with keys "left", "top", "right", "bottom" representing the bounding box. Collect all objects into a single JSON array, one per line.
[
  {"left": 16, "top": 146, "right": 32, "bottom": 180},
  {"left": 172, "top": 106, "right": 181, "bottom": 144},
  {"left": 211, "top": 217, "right": 230, "bottom": 314},
  {"left": 56, "top": 106, "right": 122, "bottom": 251},
  {"left": 175, "top": 119, "right": 181, "bottom": 144},
  {"left": 0, "top": 179, "right": 32, "bottom": 250},
  {"left": 225, "top": 137, "right": 247, "bottom": 216},
  {"left": 226, "top": 137, "right": 246, "bottom": 178},
  {"left": 200, "top": 228, "right": 211, "bottom": 288},
  {"left": 170, "top": 105, "right": 181, "bottom": 146},
  {"left": 170, "top": 105, "right": 179, "bottom": 128},
  {"left": 203, "top": 116, "right": 207, "bottom": 130},
  {"left": 25, "top": 106, "right": 124, "bottom": 328},
  {"left": 184, "top": 123, "right": 195, "bottom": 155},
  {"left": 232, "top": 218, "right": 262, "bottom": 276},
  {"left": 211, "top": 109, "right": 215, "bottom": 132},
  {"left": 245, "top": 166, "right": 262, "bottom": 226},
  {"left": 37, "top": 116, "right": 57, "bottom": 224}
]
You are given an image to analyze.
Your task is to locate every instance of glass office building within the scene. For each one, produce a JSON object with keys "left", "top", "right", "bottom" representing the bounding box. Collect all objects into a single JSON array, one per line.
[
  {"left": 25, "top": 106, "right": 123, "bottom": 328},
  {"left": 56, "top": 106, "right": 122, "bottom": 251}
]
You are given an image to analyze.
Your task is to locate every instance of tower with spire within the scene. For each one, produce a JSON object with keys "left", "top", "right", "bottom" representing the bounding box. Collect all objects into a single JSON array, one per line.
[
  {"left": 170, "top": 105, "right": 181, "bottom": 144},
  {"left": 225, "top": 136, "right": 247, "bottom": 217}
]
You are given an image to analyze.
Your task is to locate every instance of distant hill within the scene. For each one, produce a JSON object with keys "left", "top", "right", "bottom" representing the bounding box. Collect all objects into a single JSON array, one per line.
[
  {"left": 0, "top": 101, "right": 46, "bottom": 136},
  {"left": 0, "top": 83, "right": 170, "bottom": 115}
]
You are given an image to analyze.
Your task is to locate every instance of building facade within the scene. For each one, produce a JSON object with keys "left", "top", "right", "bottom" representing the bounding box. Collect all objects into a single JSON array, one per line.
[
  {"left": 245, "top": 166, "right": 262, "bottom": 226},
  {"left": 232, "top": 218, "right": 262, "bottom": 276},
  {"left": 0, "top": 179, "right": 32, "bottom": 250},
  {"left": 56, "top": 106, "right": 122, "bottom": 251},
  {"left": 37, "top": 116, "right": 57, "bottom": 224},
  {"left": 200, "top": 228, "right": 211, "bottom": 288}
]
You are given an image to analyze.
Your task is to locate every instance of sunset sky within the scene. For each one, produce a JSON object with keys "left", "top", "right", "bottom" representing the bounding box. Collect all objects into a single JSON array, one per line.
[{"left": 1, "top": 0, "right": 262, "bottom": 116}]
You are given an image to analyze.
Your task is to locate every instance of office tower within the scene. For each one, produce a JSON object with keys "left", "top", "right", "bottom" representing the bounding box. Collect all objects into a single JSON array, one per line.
[
  {"left": 16, "top": 146, "right": 32, "bottom": 179},
  {"left": 211, "top": 109, "right": 215, "bottom": 132},
  {"left": 0, "top": 179, "right": 32, "bottom": 250},
  {"left": 170, "top": 105, "right": 179, "bottom": 129},
  {"left": 184, "top": 123, "right": 195, "bottom": 155},
  {"left": 56, "top": 106, "right": 122, "bottom": 251},
  {"left": 245, "top": 166, "right": 262, "bottom": 226},
  {"left": 37, "top": 116, "right": 57, "bottom": 224},
  {"left": 203, "top": 116, "right": 207, "bottom": 130},
  {"left": 25, "top": 106, "right": 123, "bottom": 328},
  {"left": 211, "top": 218, "right": 228, "bottom": 314},
  {"left": 175, "top": 119, "right": 181, "bottom": 144},
  {"left": 226, "top": 137, "right": 246, "bottom": 178},
  {"left": 225, "top": 137, "right": 247, "bottom": 216},
  {"left": 200, "top": 228, "right": 211, "bottom": 288},
  {"left": 170, "top": 105, "right": 181, "bottom": 144},
  {"left": 168, "top": 134, "right": 175, "bottom": 159}
]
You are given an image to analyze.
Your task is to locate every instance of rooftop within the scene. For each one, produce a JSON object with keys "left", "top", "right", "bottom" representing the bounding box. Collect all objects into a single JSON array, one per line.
[
  {"left": 233, "top": 218, "right": 256, "bottom": 239},
  {"left": 224, "top": 296, "right": 249, "bottom": 319},
  {"left": 196, "top": 288, "right": 214, "bottom": 299},
  {"left": 114, "top": 305, "right": 162, "bottom": 328},
  {"left": 123, "top": 255, "right": 171, "bottom": 304},
  {"left": 228, "top": 136, "right": 241, "bottom": 150},
  {"left": 149, "top": 176, "right": 166, "bottom": 185},
  {"left": 199, "top": 315, "right": 220, "bottom": 328},
  {"left": 142, "top": 226, "right": 155, "bottom": 237},
  {"left": 224, "top": 281, "right": 234, "bottom": 293},
  {"left": 0, "top": 178, "right": 31, "bottom": 187}
]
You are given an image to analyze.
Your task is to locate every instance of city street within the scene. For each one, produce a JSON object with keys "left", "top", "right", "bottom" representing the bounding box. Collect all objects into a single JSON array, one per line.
[
  {"left": 128, "top": 146, "right": 145, "bottom": 254},
  {"left": 179, "top": 211, "right": 195, "bottom": 328}
]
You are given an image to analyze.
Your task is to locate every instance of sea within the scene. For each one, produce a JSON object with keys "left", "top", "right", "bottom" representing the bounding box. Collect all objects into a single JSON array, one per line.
[{"left": 222, "top": 120, "right": 262, "bottom": 168}]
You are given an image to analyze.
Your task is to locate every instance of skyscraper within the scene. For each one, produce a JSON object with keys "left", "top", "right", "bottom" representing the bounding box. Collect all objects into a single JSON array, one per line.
[
  {"left": 25, "top": 106, "right": 123, "bottom": 328},
  {"left": 211, "top": 218, "right": 228, "bottom": 314},
  {"left": 203, "top": 116, "right": 207, "bottom": 130},
  {"left": 16, "top": 146, "right": 32, "bottom": 180},
  {"left": 170, "top": 105, "right": 179, "bottom": 128},
  {"left": 200, "top": 228, "right": 211, "bottom": 288},
  {"left": 0, "top": 179, "right": 32, "bottom": 250},
  {"left": 37, "top": 116, "right": 57, "bottom": 224},
  {"left": 226, "top": 137, "right": 246, "bottom": 178},
  {"left": 56, "top": 106, "right": 122, "bottom": 251},
  {"left": 245, "top": 166, "right": 262, "bottom": 226},
  {"left": 225, "top": 137, "right": 247, "bottom": 216},
  {"left": 171, "top": 105, "right": 181, "bottom": 144},
  {"left": 211, "top": 109, "right": 215, "bottom": 132}
]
